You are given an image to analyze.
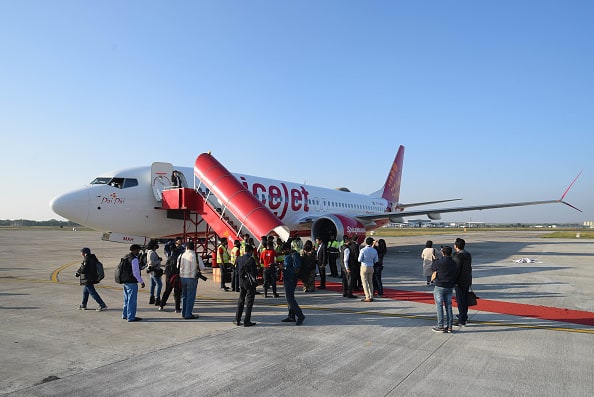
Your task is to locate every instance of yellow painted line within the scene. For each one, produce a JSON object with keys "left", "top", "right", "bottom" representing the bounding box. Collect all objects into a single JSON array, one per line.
[{"left": 50, "top": 261, "right": 80, "bottom": 282}]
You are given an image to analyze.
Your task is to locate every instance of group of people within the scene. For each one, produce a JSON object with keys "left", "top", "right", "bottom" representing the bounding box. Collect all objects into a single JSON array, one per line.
[
  {"left": 75, "top": 233, "right": 471, "bottom": 333},
  {"left": 422, "top": 238, "right": 473, "bottom": 333}
]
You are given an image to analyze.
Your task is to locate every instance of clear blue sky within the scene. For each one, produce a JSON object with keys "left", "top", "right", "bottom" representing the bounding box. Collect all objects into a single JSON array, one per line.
[{"left": 1, "top": 1, "right": 592, "bottom": 224}]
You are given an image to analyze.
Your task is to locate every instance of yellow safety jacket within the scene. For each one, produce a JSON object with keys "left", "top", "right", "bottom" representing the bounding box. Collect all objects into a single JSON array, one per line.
[{"left": 217, "top": 244, "right": 230, "bottom": 264}]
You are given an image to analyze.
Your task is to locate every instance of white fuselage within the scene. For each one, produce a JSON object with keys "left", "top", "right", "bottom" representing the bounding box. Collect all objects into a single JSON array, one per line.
[{"left": 50, "top": 166, "right": 389, "bottom": 239}]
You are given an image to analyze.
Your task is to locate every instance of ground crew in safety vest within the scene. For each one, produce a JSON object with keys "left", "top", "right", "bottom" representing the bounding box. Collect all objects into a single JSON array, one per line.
[
  {"left": 230, "top": 240, "right": 241, "bottom": 292},
  {"left": 327, "top": 233, "right": 341, "bottom": 278},
  {"left": 275, "top": 237, "right": 285, "bottom": 282},
  {"left": 217, "top": 239, "right": 231, "bottom": 291}
]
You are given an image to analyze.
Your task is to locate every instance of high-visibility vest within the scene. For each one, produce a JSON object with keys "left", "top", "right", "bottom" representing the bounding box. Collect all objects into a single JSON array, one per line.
[
  {"left": 217, "top": 244, "right": 230, "bottom": 264},
  {"left": 230, "top": 247, "right": 241, "bottom": 266},
  {"left": 275, "top": 245, "right": 285, "bottom": 263}
]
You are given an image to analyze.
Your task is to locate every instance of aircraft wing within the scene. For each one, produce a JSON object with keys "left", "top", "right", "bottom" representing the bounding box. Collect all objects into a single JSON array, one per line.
[{"left": 357, "top": 198, "right": 581, "bottom": 222}]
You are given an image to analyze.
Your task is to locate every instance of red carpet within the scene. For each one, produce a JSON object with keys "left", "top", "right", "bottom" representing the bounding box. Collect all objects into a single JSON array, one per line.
[{"left": 323, "top": 282, "right": 594, "bottom": 327}]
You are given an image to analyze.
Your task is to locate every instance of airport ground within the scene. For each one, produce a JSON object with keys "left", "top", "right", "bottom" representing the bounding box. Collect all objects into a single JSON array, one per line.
[{"left": 0, "top": 229, "right": 593, "bottom": 396}]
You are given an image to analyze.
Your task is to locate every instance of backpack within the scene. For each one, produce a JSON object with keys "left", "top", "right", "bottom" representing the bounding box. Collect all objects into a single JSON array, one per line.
[
  {"left": 139, "top": 251, "right": 148, "bottom": 270},
  {"left": 114, "top": 256, "right": 133, "bottom": 284},
  {"left": 96, "top": 260, "right": 105, "bottom": 282}
]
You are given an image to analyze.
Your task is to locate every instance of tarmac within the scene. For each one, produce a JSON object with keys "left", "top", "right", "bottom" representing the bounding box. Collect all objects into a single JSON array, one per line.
[{"left": 0, "top": 229, "right": 593, "bottom": 396}]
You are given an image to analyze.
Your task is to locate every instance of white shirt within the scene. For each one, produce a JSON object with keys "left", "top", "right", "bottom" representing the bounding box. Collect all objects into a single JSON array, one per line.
[
  {"left": 358, "top": 245, "right": 378, "bottom": 268},
  {"left": 178, "top": 249, "right": 205, "bottom": 278}
]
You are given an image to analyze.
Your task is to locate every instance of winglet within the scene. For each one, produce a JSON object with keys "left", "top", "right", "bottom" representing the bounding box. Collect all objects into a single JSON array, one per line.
[
  {"left": 559, "top": 170, "right": 583, "bottom": 212},
  {"left": 381, "top": 145, "right": 404, "bottom": 211}
]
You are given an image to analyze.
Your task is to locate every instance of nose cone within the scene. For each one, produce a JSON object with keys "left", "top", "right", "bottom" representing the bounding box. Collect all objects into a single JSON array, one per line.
[{"left": 50, "top": 188, "right": 90, "bottom": 225}]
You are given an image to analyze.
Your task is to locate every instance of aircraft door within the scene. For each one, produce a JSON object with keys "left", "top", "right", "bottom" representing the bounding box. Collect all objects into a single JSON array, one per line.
[{"left": 151, "top": 162, "right": 173, "bottom": 202}]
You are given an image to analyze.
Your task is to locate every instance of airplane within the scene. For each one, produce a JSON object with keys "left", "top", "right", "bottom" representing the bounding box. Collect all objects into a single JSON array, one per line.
[{"left": 50, "top": 145, "right": 580, "bottom": 251}]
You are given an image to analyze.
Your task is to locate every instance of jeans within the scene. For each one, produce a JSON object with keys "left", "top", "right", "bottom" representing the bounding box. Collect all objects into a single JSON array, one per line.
[
  {"left": 122, "top": 283, "right": 138, "bottom": 321},
  {"left": 82, "top": 284, "right": 106, "bottom": 308},
  {"left": 181, "top": 277, "right": 198, "bottom": 318},
  {"left": 283, "top": 276, "right": 303, "bottom": 320},
  {"left": 434, "top": 286, "right": 454, "bottom": 328},
  {"left": 150, "top": 274, "right": 162, "bottom": 299}
]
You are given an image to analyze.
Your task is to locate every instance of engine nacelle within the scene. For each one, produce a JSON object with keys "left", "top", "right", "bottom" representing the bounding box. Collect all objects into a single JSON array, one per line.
[{"left": 311, "top": 214, "right": 367, "bottom": 243}]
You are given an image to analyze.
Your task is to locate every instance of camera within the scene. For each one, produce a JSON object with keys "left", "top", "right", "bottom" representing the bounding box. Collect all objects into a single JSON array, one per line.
[{"left": 197, "top": 272, "right": 208, "bottom": 281}]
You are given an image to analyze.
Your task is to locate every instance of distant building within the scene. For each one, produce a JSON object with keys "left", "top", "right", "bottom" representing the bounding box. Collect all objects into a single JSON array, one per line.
[{"left": 584, "top": 221, "right": 594, "bottom": 229}]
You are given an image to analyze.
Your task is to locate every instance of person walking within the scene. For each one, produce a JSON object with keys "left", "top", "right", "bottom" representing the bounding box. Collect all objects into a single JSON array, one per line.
[
  {"left": 421, "top": 240, "right": 438, "bottom": 285},
  {"left": 159, "top": 237, "right": 183, "bottom": 312},
  {"left": 122, "top": 244, "right": 145, "bottom": 322},
  {"left": 234, "top": 244, "right": 259, "bottom": 327},
  {"left": 281, "top": 243, "right": 305, "bottom": 325},
  {"left": 76, "top": 248, "right": 108, "bottom": 311}
]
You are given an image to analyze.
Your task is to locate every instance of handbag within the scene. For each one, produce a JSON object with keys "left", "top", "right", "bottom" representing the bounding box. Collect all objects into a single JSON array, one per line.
[{"left": 467, "top": 287, "right": 478, "bottom": 306}]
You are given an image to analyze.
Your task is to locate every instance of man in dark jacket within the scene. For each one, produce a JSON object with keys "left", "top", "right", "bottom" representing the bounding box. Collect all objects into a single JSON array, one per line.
[
  {"left": 282, "top": 243, "right": 305, "bottom": 325},
  {"left": 431, "top": 245, "right": 458, "bottom": 333},
  {"left": 315, "top": 236, "right": 327, "bottom": 289},
  {"left": 234, "top": 244, "right": 259, "bottom": 327},
  {"left": 76, "top": 248, "right": 108, "bottom": 311},
  {"left": 453, "top": 238, "right": 472, "bottom": 326}
]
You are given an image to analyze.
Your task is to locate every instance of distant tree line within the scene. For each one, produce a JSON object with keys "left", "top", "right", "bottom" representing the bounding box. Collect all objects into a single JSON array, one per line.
[{"left": 0, "top": 219, "right": 80, "bottom": 227}]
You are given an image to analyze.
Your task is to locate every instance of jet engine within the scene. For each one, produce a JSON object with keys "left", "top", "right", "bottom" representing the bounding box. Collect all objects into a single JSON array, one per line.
[{"left": 311, "top": 214, "right": 367, "bottom": 243}]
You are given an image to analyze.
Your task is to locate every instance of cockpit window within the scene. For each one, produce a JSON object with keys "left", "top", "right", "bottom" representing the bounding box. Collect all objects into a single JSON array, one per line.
[
  {"left": 90, "top": 177, "right": 111, "bottom": 185},
  {"left": 90, "top": 177, "right": 138, "bottom": 189}
]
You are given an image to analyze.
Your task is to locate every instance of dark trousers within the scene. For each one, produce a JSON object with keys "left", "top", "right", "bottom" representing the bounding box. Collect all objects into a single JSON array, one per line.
[
  {"left": 455, "top": 285, "right": 469, "bottom": 323},
  {"left": 341, "top": 266, "right": 353, "bottom": 296},
  {"left": 318, "top": 263, "right": 326, "bottom": 289},
  {"left": 220, "top": 264, "right": 230, "bottom": 288},
  {"left": 263, "top": 267, "right": 277, "bottom": 295},
  {"left": 351, "top": 263, "right": 361, "bottom": 290},
  {"left": 235, "top": 282, "right": 256, "bottom": 323},
  {"left": 328, "top": 255, "right": 339, "bottom": 277},
  {"left": 284, "top": 276, "right": 303, "bottom": 320},
  {"left": 373, "top": 264, "right": 384, "bottom": 296},
  {"left": 160, "top": 280, "right": 181, "bottom": 310},
  {"left": 231, "top": 267, "right": 239, "bottom": 291}
]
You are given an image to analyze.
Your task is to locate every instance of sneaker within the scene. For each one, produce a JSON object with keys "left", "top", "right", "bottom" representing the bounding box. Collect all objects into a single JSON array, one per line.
[
  {"left": 281, "top": 317, "right": 296, "bottom": 323},
  {"left": 454, "top": 320, "right": 466, "bottom": 327},
  {"left": 296, "top": 316, "right": 305, "bottom": 326},
  {"left": 447, "top": 327, "right": 453, "bottom": 333},
  {"left": 149, "top": 296, "right": 155, "bottom": 304},
  {"left": 96, "top": 306, "right": 108, "bottom": 312},
  {"left": 432, "top": 326, "right": 445, "bottom": 333},
  {"left": 78, "top": 305, "right": 87, "bottom": 310},
  {"left": 158, "top": 306, "right": 164, "bottom": 311}
]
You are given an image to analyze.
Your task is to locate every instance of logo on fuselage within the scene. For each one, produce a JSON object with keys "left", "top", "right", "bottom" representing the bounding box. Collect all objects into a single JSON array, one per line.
[{"left": 239, "top": 177, "right": 310, "bottom": 220}]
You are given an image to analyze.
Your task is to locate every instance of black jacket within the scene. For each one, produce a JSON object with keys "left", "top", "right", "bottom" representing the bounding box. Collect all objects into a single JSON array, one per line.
[
  {"left": 77, "top": 254, "right": 99, "bottom": 285},
  {"left": 431, "top": 256, "right": 458, "bottom": 288},
  {"left": 453, "top": 249, "right": 472, "bottom": 289}
]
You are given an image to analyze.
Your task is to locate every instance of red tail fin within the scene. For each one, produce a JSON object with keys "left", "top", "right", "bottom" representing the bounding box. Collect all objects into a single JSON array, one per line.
[{"left": 381, "top": 145, "right": 404, "bottom": 211}]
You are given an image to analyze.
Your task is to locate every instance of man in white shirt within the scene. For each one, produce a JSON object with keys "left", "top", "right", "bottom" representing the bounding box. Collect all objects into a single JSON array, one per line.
[
  {"left": 358, "top": 237, "right": 378, "bottom": 302},
  {"left": 178, "top": 241, "right": 205, "bottom": 319}
]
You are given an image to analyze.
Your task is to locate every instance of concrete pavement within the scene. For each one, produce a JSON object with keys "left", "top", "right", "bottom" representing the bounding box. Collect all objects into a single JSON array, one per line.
[{"left": 1, "top": 229, "right": 593, "bottom": 396}]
